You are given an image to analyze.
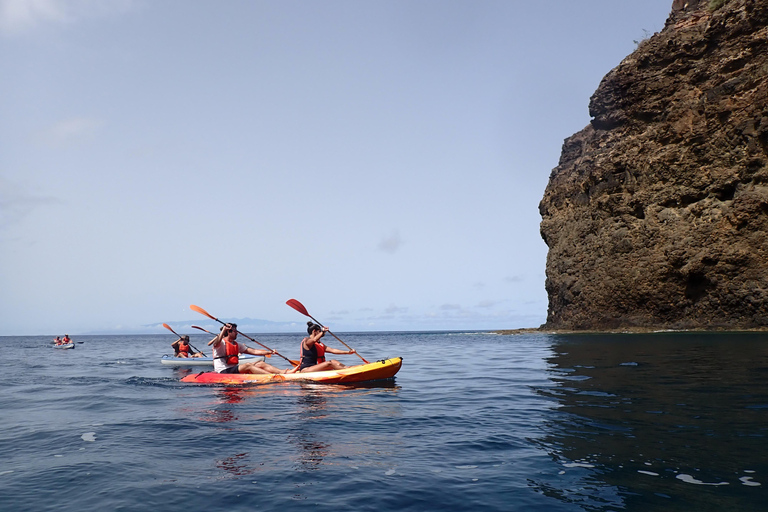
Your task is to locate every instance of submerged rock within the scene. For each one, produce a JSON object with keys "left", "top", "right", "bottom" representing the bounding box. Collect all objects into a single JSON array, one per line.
[{"left": 539, "top": 0, "right": 768, "bottom": 330}]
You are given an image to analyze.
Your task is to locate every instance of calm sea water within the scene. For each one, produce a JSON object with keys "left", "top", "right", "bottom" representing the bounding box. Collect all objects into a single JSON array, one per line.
[{"left": 1, "top": 331, "right": 766, "bottom": 511}]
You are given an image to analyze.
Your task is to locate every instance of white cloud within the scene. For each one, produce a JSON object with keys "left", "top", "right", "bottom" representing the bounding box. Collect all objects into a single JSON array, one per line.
[
  {"left": 39, "top": 117, "right": 104, "bottom": 148},
  {"left": 0, "top": 0, "right": 67, "bottom": 34},
  {"left": 0, "top": 0, "right": 133, "bottom": 35}
]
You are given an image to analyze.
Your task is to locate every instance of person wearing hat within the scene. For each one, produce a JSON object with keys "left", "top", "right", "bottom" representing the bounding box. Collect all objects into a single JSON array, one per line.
[{"left": 171, "top": 335, "right": 204, "bottom": 358}]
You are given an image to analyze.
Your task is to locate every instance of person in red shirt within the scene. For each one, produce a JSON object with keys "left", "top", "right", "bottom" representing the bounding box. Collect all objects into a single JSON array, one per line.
[{"left": 171, "top": 335, "right": 204, "bottom": 358}]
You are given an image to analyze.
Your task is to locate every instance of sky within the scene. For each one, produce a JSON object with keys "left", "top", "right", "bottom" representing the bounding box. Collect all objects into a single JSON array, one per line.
[{"left": 0, "top": 0, "right": 674, "bottom": 335}]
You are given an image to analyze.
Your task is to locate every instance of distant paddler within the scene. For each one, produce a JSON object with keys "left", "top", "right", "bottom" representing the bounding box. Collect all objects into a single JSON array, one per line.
[
  {"left": 162, "top": 323, "right": 205, "bottom": 357},
  {"left": 172, "top": 335, "right": 205, "bottom": 358}
]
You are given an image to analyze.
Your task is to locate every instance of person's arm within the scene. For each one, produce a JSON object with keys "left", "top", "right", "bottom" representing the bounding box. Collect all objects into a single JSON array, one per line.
[
  {"left": 325, "top": 346, "right": 356, "bottom": 355},
  {"left": 305, "top": 327, "right": 327, "bottom": 349},
  {"left": 243, "top": 346, "right": 275, "bottom": 357},
  {"left": 208, "top": 325, "right": 229, "bottom": 347}
]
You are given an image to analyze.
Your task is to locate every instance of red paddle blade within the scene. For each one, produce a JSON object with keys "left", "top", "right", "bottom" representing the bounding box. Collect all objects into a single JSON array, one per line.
[
  {"left": 161, "top": 323, "right": 177, "bottom": 335},
  {"left": 191, "top": 325, "right": 212, "bottom": 333},
  {"left": 286, "top": 299, "right": 309, "bottom": 317},
  {"left": 190, "top": 304, "right": 216, "bottom": 321}
]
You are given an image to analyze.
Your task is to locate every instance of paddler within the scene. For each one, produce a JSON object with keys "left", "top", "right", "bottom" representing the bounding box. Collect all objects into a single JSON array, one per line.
[
  {"left": 297, "top": 322, "right": 357, "bottom": 372},
  {"left": 62, "top": 334, "right": 71, "bottom": 344},
  {"left": 53, "top": 336, "right": 62, "bottom": 345},
  {"left": 209, "top": 323, "right": 295, "bottom": 374},
  {"left": 171, "top": 335, "right": 204, "bottom": 358}
]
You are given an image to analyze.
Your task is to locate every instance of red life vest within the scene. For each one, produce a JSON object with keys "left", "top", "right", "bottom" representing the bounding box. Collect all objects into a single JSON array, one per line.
[
  {"left": 316, "top": 342, "right": 326, "bottom": 363},
  {"left": 225, "top": 339, "right": 239, "bottom": 365},
  {"left": 178, "top": 342, "right": 190, "bottom": 355}
]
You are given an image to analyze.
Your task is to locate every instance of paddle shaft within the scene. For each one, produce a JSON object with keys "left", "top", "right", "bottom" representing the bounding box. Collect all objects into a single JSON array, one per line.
[
  {"left": 309, "top": 314, "right": 369, "bottom": 364},
  {"left": 189, "top": 305, "right": 296, "bottom": 365},
  {"left": 193, "top": 325, "right": 297, "bottom": 365}
]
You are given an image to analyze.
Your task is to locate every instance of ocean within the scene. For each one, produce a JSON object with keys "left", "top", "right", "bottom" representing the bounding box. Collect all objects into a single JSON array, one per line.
[{"left": 0, "top": 331, "right": 765, "bottom": 511}]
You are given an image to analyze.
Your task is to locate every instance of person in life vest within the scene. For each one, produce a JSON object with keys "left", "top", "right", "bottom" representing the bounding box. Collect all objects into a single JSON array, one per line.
[
  {"left": 171, "top": 335, "right": 204, "bottom": 358},
  {"left": 53, "top": 336, "right": 62, "bottom": 345},
  {"left": 298, "top": 321, "right": 356, "bottom": 372},
  {"left": 209, "top": 323, "right": 295, "bottom": 374},
  {"left": 62, "top": 334, "right": 71, "bottom": 344}
]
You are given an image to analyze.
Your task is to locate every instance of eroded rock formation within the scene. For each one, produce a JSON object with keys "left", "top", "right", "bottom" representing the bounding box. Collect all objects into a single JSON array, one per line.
[{"left": 539, "top": 0, "right": 768, "bottom": 330}]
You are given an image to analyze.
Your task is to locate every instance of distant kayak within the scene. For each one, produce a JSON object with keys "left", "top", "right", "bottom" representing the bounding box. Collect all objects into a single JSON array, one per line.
[
  {"left": 53, "top": 343, "right": 75, "bottom": 350},
  {"left": 181, "top": 357, "right": 403, "bottom": 385},
  {"left": 160, "top": 354, "right": 264, "bottom": 366}
]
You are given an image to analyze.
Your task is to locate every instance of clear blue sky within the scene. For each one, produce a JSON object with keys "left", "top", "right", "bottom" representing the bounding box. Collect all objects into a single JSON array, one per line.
[{"left": 0, "top": 0, "right": 673, "bottom": 335}]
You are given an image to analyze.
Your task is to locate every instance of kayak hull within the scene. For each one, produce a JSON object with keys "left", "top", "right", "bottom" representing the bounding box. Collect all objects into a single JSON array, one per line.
[
  {"left": 160, "top": 354, "right": 264, "bottom": 366},
  {"left": 180, "top": 357, "right": 403, "bottom": 385},
  {"left": 54, "top": 343, "right": 75, "bottom": 350}
]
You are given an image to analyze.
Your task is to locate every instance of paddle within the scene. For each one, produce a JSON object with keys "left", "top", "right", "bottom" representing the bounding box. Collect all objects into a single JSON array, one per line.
[
  {"left": 286, "top": 298, "right": 369, "bottom": 364},
  {"left": 189, "top": 305, "right": 298, "bottom": 366},
  {"left": 191, "top": 325, "right": 216, "bottom": 335},
  {"left": 191, "top": 324, "right": 276, "bottom": 360},
  {"left": 161, "top": 323, "right": 206, "bottom": 357}
]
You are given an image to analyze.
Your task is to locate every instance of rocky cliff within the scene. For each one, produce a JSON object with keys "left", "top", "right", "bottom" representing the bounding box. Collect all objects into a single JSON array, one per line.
[{"left": 539, "top": 0, "right": 768, "bottom": 330}]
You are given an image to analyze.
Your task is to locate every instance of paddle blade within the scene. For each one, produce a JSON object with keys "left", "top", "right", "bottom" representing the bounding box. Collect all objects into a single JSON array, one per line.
[
  {"left": 190, "top": 304, "right": 217, "bottom": 321},
  {"left": 191, "top": 325, "right": 213, "bottom": 334},
  {"left": 286, "top": 299, "right": 309, "bottom": 317},
  {"left": 162, "top": 323, "right": 179, "bottom": 336}
]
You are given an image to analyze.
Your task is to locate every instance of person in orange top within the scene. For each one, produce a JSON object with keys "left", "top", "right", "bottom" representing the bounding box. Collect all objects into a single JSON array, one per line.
[
  {"left": 298, "top": 322, "right": 356, "bottom": 372},
  {"left": 171, "top": 335, "right": 204, "bottom": 358}
]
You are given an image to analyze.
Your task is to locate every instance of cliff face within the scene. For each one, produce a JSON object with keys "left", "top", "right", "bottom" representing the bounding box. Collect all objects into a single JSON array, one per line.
[{"left": 539, "top": 0, "right": 768, "bottom": 330}]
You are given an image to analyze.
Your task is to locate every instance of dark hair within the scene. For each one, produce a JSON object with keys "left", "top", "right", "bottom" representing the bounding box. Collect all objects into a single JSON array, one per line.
[{"left": 307, "top": 321, "right": 321, "bottom": 335}]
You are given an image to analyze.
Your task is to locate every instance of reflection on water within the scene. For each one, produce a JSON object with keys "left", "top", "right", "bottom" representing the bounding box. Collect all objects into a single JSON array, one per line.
[
  {"left": 217, "top": 452, "right": 255, "bottom": 477},
  {"left": 199, "top": 387, "right": 245, "bottom": 424},
  {"left": 532, "top": 332, "right": 768, "bottom": 511},
  {"left": 287, "top": 382, "right": 401, "bottom": 471},
  {"left": 195, "top": 381, "right": 401, "bottom": 478},
  {"left": 290, "top": 386, "right": 331, "bottom": 470}
]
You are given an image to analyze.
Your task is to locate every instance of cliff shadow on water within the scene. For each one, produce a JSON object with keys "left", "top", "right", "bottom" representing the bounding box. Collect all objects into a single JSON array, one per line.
[
  {"left": 539, "top": 0, "right": 768, "bottom": 331},
  {"left": 530, "top": 331, "right": 768, "bottom": 511}
]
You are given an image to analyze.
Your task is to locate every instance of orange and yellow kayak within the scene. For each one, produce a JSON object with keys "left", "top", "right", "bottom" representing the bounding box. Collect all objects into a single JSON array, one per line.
[{"left": 180, "top": 357, "right": 403, "bottom": 385}]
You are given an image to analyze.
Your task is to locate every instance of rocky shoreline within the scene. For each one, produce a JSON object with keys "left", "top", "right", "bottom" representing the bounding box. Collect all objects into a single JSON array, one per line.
[
  {"left": 494, "top": 326, "right": 768, "bottom": 335},
  {"left": 538, "top": 0, "right": 768, "bottom": 331}
]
